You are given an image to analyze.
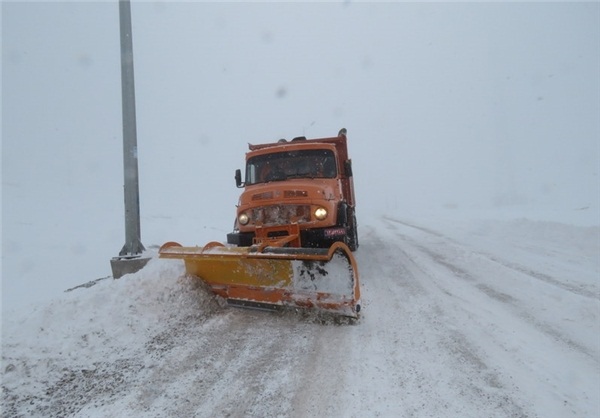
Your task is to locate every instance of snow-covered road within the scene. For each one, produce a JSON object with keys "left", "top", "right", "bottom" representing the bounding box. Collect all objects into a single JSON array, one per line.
[{"left": 2, "top": 216, "right": 598, "bottom": 417}]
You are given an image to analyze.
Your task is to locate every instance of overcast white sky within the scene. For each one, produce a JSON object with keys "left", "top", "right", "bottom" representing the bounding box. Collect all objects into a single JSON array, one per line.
[{"left": 2, "top": 1, "right": 599, "bottom": 309}]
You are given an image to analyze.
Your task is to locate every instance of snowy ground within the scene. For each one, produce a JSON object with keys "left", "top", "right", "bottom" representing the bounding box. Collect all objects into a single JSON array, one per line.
[{"left": 1, "top": 215, "right": 598, "bottom": 418}]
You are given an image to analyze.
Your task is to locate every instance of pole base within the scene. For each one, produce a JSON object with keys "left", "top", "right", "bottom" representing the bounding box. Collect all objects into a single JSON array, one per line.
[{"left": 110, "top": 255, "right": 150, "bottom": 279}]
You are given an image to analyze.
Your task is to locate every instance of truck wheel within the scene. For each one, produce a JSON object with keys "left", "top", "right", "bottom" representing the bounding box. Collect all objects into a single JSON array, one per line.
[{"left": 346, "top": 210, "right": 359, "bottom": 251}]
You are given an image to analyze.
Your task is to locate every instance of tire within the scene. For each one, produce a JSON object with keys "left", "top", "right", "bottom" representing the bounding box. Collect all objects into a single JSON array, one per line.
[{"left": 346, "top": 209, "right": 359, "bottom": 251}]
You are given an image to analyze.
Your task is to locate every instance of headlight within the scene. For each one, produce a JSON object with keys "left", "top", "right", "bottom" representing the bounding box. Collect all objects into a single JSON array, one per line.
[
  {"left": 314, "top": 207, "right": 328, "bottom": 220},
  {"left": 238, "top": 213, "right": 249, "bottom": 225}
]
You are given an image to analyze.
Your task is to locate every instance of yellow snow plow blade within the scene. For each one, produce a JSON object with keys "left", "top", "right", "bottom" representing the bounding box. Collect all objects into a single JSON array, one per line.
[{"left": 159, "top": 240, "right": 361, "bottom": 319}]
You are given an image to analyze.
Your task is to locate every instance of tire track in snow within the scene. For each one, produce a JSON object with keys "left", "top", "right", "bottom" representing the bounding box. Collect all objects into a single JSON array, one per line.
[
  {"left": 381, "top": 217, "right": 597, "bottom": 362},
  {"left": 383, "top": 216, "right": 598, "bottom": 300},
  {"left": 349, "top": 224, "right": 529, "bottom": 418},
  {"left": 128, "top": 309, "right": 323, "bottom": 417}
]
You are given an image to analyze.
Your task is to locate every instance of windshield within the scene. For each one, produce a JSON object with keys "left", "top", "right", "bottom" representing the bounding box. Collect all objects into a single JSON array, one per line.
[{"left": 246, "top": 149, "right": 337, "bottom": 185}]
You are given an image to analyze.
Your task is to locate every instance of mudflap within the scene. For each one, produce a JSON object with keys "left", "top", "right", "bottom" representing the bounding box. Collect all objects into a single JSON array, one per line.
[{"left": 159, "top": 241, "right": 361, "bottom": 319}]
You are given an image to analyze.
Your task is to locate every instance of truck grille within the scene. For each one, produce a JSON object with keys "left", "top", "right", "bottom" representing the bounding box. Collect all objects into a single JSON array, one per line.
[{"left": 251, "top": 205, "right": 310, "bottom": 225}]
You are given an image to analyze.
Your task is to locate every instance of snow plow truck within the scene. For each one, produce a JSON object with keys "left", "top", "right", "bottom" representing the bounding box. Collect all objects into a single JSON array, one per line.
[{"left": 159, "top": 129, "right": 361, "bottom": 319}]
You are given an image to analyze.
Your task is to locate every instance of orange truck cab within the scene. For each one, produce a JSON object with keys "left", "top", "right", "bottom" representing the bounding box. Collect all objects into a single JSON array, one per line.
[{"left": 227, "top": 129, "right": 358, "bottom": 251}]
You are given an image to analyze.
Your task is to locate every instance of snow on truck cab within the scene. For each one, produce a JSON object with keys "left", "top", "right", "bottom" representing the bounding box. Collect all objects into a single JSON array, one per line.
[{"left": 227, "top": 129, "right": 359, "bottom": 251}]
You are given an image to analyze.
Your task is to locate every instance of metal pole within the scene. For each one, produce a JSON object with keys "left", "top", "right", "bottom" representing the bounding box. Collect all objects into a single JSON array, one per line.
[
  {"left": 118, "top": 0, "right": 144, "bottom": 256},
  {"left": 111, "top": 0, "right": 148, "bottom": 278}
]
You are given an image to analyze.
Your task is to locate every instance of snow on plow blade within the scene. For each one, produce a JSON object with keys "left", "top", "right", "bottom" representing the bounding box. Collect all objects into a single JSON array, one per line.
[{"left": 159, "top": 241, "right": 361, "bottom": 319}]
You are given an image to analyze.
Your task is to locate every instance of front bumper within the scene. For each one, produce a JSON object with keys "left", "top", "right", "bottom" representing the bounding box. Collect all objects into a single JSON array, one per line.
[{"left": 227, "top": 225, "right": 348, "bottom": 248}]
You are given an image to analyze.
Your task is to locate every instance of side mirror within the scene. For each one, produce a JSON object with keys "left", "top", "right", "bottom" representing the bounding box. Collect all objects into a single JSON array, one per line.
[
  {"left": 235, "top": 169, "right": 244, "bottom": 188},
  {"left": 344, "top": 160, "right": 353, "bottom": 177}
]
